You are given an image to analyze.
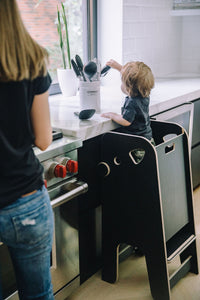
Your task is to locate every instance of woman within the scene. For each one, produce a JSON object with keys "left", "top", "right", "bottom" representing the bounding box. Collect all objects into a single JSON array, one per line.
[{"left": 0, "top": 0, "right": 54, "bottom": 299}]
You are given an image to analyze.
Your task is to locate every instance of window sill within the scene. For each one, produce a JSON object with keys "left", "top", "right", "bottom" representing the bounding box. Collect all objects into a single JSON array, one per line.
[
  {"left": 49, "top": 83, "right": 61, "bottom": 95},
  {"left": 170, "top": 9, "right": 200, "bottom": 16}
]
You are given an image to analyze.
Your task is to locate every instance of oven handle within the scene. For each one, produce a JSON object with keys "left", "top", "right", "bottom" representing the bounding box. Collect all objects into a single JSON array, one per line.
[{"left": 50, "top": 181, "right": 88, "bottom": 208}]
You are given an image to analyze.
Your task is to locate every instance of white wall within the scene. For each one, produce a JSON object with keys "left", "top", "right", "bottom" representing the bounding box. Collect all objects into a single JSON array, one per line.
[
  {"left": 98, "top": 0, "right": 200, "bottom": 82},
  {"left": 98, "top": 0, "right": 123, "bottom": 86},
  {"left": 123, "top": 0, "right": 182, "bottom": 77},
  {"left": 181, "top": 16, "right": 200, "bottom": 74}
]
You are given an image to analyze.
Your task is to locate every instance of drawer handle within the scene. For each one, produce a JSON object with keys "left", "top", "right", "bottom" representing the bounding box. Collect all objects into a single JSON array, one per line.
[{"left": 165, "top": 143, "right": 175, "bottom": 154}]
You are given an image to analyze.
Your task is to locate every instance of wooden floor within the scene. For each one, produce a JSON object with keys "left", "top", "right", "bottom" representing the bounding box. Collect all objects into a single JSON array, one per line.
[{"left": 67, "top": 187, "right": 200, "bottom": 300}]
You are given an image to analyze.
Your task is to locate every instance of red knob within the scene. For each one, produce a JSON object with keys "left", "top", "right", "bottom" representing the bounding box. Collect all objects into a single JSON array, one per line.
[
  {"left": 54, "top": 164, "right": 67, "bottom": 178},
  {"left": 44, "top": 179, "right": 47, "bottom": 188},
  {"left": 66, "top": 160, "right": 78, "bottom": 173}
]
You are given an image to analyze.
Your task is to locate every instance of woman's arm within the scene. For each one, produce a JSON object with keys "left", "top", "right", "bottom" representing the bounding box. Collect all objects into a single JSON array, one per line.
[
  {"left": 30, "top": 91, "right": 52, "bottom": 150},
  {"left": 101, "top": 112, "right": 131, "bottom": 126}
]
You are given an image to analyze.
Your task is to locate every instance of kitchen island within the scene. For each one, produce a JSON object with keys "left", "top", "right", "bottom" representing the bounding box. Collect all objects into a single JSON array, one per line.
[{"left": 49, "top": 76, "right": 200, "bottom": 140}]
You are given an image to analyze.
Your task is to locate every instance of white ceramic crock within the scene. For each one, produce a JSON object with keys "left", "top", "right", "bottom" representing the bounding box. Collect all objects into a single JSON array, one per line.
[
  {"left": 79, "top": 80, "right": 101, "bottom": 113},
  {"left": 57, "top": 68, "right": 78, "bottom": 97}
]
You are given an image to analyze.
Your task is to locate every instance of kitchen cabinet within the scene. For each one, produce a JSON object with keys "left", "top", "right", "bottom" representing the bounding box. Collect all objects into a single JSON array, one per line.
[
  {"left": 170, "top": 9, "right": 200, "bottom": 15},
  {"left": 151, "top": 99, "right": 200, "bottom": 189},
  {"left": 151, "top": 103, "right": 194, "bottom": 149},
  {"left": 191, "top": 145, "right": 200, "bottom": 188},
  {"left": 170, "top": 0, "right": 200, "bottom": 15},
  {"left": 191, "top": 98, "right": 200, "bottom": 146},
  {"left": 191, "top": 98, "right": 200, "bottom": 188}
]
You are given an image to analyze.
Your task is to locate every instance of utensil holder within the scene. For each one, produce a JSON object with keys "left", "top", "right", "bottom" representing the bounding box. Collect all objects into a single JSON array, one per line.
[{"left": 79, "top": 81, "right": 100, "bottom": 113}]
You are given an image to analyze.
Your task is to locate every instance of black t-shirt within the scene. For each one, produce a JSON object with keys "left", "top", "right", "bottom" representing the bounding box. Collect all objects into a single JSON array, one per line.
[
  {"left": 0, "top": 73, "right": 52, "bottom": 208},
  {"left": 121, "top": 96, "right": 152, "bottom": 140}
]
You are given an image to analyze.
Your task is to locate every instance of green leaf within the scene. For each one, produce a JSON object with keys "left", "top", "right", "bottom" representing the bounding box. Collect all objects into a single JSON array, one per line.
[
  {"left": 57, "top": 7, "right": 66, "bottom": 69},
  {"left": 61, "top": 2, "right": 71, "bottom": 69}
]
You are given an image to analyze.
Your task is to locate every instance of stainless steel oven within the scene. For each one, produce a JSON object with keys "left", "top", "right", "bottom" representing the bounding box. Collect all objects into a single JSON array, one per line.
[{"left": 0, "top": 132, "right": 88, "bottom": 300}]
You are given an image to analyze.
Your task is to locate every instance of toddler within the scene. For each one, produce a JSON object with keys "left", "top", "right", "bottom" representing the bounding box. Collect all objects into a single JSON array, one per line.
[{"left": 101, "top": 59, "right": 155, "bottom": 142}]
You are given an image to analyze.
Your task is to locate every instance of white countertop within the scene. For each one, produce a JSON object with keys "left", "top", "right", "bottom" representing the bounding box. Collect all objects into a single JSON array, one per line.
[{"left": 50, "top": 76, "right": 200, "bottom": 141}]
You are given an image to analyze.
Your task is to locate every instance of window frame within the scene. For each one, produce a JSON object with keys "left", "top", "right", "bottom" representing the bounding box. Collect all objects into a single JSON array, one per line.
[{"left": 49, "top": 0, "right": 97, "bottom": 95}]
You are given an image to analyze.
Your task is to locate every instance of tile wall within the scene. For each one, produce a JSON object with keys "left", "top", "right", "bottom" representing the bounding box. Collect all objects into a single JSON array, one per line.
[
  {"left": 123, "top": 0, "right": 200, "bottom": 77},
  {"left": 181, "top": 16, "right": 200, "bottom": 74},
  {"left": 98, "top": 0, "right": 200, "bottom": 84}
]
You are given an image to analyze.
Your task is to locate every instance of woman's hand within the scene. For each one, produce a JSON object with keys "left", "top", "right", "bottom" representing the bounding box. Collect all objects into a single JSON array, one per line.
[{"left": 106, "top": 59, "right": 122, "bottom": 72}]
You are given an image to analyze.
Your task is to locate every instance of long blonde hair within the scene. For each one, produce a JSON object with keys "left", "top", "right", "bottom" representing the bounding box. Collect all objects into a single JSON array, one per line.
[
  {"left": 121, "top": 61, "right": 154, "bottom": 98},
  {"left": 0, "top": 0, "right": 49, "bottom": 82}
]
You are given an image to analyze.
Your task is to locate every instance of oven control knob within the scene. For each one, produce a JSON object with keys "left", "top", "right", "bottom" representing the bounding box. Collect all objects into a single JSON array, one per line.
[
  {"left": 44, "top": 179, "right": 47, "bottom": 188},
  {"left": 57, "top": 157, "right": 78, "bottom": 173},
  {"left": 54, "top": 164, "right": 67, "bottom": 178},
  {"left": 66, "top": 159, "right": 78, "bottom": 173}
]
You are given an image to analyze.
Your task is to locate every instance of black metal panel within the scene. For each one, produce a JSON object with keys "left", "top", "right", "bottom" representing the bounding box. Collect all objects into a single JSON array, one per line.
[
  {"left": 192, "top": 98, "right": 200, "bottom": 147},
  {"left": 191, "top": 145, "right": 200, "bottom": 188},
  {"left": 78, "top": 135, "right": 102, "bottom": 283},
  {"left": 0, "top": 244, "right": 17, "bottom": 299}
]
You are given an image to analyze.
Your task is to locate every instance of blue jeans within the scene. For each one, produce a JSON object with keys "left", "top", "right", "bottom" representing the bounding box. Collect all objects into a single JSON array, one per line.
[{"left": 0, "top": 185, "right": 54, "bottom": 300}]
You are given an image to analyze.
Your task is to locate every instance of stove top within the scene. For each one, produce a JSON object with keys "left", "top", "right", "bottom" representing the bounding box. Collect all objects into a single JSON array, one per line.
[{"left": 52, "top": 130, "right": 63, "bottom": 141}]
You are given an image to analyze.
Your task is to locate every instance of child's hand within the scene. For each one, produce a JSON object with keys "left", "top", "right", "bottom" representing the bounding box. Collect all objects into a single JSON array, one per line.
[
  {"left": 106, "top": 59, "right": 122, "bottom": 72},
  {"left": 101, "top": 112, "right": 112, "bottom": 119},
  {"left": 101, "top": 112, "right": 131, "bottom": 127}
]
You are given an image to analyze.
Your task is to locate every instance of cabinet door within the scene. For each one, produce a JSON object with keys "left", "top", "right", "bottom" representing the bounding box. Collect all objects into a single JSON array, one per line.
[
  {"left": 152, "top": 103, "right": 194, "bottom": 149},
  {"left": 192, "top": 99, "right": 200, "bottom": 147},
  {"left": 191, "top": 145, "right": 200, "bottom": 189}
]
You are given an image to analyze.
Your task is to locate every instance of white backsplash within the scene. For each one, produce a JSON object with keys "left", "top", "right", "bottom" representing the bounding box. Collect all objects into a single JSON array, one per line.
[
  {"left": 98, "top": 0, "right": 200, "bottom": 82},
  {"left": 181, "top": 16, "right": 200, "bottom": 74}
]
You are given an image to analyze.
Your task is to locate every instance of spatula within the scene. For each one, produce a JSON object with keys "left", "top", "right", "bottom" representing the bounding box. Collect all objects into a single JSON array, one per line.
[{"left": 74, "top": 109, "right": 96, "bottom": 120}]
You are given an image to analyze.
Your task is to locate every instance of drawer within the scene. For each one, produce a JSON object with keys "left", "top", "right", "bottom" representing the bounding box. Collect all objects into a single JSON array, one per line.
[{"left": 191, "top": 144, "right": 200, "bottom": 189}]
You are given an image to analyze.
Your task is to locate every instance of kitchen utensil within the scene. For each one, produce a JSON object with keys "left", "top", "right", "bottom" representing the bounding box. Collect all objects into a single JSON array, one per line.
[
  {"left": 75, "top": 55, "right": 87, "bottom": 81},
  {"left": 84, "top": 61, "right": 97, "bottom": 81},
  {"left": 93, "top": 58, "right": 101, "bottom": 80},
  {"left": 74, "top": 109, "right": 96, "bottom": 120},
  {"left": 101, "top": 65, "right": 111, "bottom": 77},
  {"left": 71, "top": 59, "right": 82, "bottom": 80}
]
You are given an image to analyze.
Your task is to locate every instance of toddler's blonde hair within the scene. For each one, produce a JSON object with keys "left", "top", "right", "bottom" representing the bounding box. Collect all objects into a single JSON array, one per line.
[{"left": 121, "top": 61, "right": 154, "bottom": 98}]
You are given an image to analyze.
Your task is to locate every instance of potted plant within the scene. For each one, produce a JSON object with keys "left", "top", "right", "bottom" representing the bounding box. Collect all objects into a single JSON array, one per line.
[{"left": 57, "top": 2, "right": 77, "bottom": 97}]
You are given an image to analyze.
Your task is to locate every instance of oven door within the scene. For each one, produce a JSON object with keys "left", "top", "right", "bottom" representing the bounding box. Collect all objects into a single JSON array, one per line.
[
  {"left": 50, "top": 179, "right": 88, "bottom": 300},
  {"left": 1, "top": 179, "right": 88, "bottom": 300}
]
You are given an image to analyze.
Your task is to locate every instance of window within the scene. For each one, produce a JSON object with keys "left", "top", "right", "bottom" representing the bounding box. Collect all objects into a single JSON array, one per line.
[{"left": 17, "top": 0, "right": 84, "bottom": 85}]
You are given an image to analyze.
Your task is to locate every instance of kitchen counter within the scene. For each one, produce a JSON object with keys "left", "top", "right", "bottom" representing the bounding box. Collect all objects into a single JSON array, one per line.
[
  {"left": 50, "top": 76, "right": 200, "bottom": 141},
  {"left": 34, "top": 135, "right": 82, "bottom": 161}
]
